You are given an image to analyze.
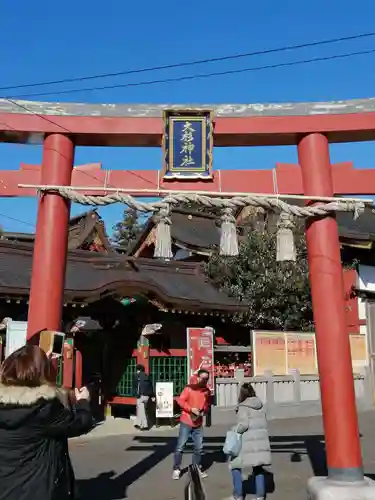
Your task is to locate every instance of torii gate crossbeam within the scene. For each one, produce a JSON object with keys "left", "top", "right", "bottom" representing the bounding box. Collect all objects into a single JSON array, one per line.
[{"left": 0, "top": 161, "right": 374, "bottom": 197}]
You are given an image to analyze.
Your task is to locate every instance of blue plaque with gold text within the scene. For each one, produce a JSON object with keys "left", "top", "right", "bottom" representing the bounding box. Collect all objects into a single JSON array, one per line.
[{"left": 162, "top": 110, "right": 213, "bottom": 179}]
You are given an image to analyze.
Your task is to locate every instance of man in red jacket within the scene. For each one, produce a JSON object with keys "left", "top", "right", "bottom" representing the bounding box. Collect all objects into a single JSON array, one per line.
[{"left": 172, "top": 369, "right": 211, "bottom": 480}]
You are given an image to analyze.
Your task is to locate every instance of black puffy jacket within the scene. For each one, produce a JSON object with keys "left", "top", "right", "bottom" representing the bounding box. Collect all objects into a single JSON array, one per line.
[
  {"left": 0, "top": 384, "right": 93, "bottom": 500},
  {"left": 133, "top": 372, "right": 154, "bottom": 398}
]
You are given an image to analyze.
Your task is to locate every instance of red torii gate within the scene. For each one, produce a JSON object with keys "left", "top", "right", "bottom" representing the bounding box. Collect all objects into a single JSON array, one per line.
[{"left": 1, "top": 97, "right": 375, "bottom": 485}]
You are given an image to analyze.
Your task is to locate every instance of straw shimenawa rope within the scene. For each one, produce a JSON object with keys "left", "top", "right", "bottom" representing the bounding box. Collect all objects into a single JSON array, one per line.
[
  {"left": 37, "top": 186, "right": 365, "bottom": 259},
  {"left": 37, "top": 186, "right": 365, "bottom": 219}
]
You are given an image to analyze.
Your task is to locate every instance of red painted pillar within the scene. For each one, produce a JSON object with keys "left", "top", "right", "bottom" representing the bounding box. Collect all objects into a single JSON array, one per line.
[
  {"left": 75, "top": 348, "right": 83, "bottom": 389},
  {"left": 137, "top": 337, "right": 150, "bottom": 374},
  {"left": 27, "top": 134, "right": 74, "bottom": 340},
  {"left": 298, "top": 134, "right": 363, "bottom": 481},
  {"left": 62, "top": 340, "right": 74, "bottom": 389}
]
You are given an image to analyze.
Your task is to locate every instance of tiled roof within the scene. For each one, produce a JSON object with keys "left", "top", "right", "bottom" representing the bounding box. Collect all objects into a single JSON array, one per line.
[
  {"left": 130, "top": 206, "right": 375, "bottom": 255},
  {"left": 0, "top": 241, "right": 245, "bottom": 313},
  {"left": 2, "top": 210, "right": 113, "bottom": 252}
]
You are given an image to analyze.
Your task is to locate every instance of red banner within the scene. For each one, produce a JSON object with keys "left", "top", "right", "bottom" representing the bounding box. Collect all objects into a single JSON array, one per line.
[{"left": 187, "top": 327, "right": 215, "bottom": 394}]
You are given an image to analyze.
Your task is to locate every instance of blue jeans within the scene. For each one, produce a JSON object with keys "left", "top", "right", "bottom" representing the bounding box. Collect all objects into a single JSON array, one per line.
[
  {"left": 231, "top": 467, "right": 265, "bottom": 498},
  {"left": 173, "top": 422, "right": 203, "bottom": 469}
]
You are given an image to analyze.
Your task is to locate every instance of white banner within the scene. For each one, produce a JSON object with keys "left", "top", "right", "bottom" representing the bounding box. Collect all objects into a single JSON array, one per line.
[
  {"left": 155, "top": 381, "right": 174, "bottom": 418},
  {"left": 5, "top": 320, "right": 27, "bottom": 358}
]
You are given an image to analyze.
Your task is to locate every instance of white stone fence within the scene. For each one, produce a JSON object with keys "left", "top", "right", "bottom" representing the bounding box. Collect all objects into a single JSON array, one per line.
[{"left": 214, "top": 369, "right": 372, "bottom": 420}]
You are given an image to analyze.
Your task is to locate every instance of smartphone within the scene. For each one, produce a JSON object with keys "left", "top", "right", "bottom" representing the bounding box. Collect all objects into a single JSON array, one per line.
[
  {"left": 39, "top": 330, "right": 65, "bottom": 357},
  {"left": 51, "top": 332, "right": 64, "bottom": 357}
]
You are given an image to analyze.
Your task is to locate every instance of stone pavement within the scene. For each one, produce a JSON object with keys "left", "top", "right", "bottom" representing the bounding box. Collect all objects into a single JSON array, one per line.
[
  {"left": 70, "top": 416, "right": 177, "bottom": 439},
  {"left": 70, "top": 410, "right": 375, "bottom": 500}
]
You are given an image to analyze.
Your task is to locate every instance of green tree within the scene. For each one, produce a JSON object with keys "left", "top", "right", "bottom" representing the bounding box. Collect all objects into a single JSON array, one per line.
[
  {"left": 112, "top": 208, "right": 144, "bottom": 252},
  {"left": 205, "top": 223, "right": 313, "bottom": 331},
  {"left": 178, "top": 202, "right": 222, "bottom": 216}
]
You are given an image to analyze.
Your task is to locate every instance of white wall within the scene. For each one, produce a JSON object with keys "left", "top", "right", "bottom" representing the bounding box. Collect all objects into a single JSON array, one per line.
[
  {"left": 5, "top": 320, "right": 27, "bottom": 357},
  {"left": 358, "top": 265, "right": 375, "bottom": 332}
]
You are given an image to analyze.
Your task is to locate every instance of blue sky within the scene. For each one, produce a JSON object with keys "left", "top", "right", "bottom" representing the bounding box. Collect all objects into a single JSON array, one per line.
[{"left": 1, "top": 0, "right": 375, "bottom": 235}]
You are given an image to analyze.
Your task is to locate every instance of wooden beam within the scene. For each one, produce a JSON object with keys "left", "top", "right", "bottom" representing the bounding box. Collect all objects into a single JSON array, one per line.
[
  {"left": 2, "top": 98, "right": 375, "bottom": 146},
  {"left": 2, "top": 161, "right": 375, "bottom": 197}
]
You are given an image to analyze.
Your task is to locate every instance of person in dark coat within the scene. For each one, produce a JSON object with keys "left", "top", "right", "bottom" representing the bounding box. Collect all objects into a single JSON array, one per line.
[
  {"left": 0, "top": 344, "right": 93, "bottom": 500},
  {"left": 133, "top": 364, "right": 154, "bottom": 430}
]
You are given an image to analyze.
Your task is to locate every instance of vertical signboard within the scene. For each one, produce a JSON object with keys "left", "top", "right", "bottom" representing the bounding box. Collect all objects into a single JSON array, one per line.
[
  {"left": 155, "top": 381, "right": 174, "bottom": 418},
  {"left": 187, "top": 327, "right": 215, "bottom": 394},
  {"left": 162, "top": 110, "right": 213, "bottom": 179}
]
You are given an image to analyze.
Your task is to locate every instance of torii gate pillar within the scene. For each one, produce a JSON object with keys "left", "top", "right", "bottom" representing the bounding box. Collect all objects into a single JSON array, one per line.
[
  {"left": 298, "top": 133, "right": 363, "bottom": 481},
  {"left": 27, "top": 134, "right": 74, "bottom": 340}
]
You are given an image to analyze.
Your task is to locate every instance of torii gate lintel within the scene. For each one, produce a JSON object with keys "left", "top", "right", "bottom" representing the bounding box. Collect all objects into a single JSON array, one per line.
[{"left": 0, "top": 160, "right": 375, "bottom": 197}]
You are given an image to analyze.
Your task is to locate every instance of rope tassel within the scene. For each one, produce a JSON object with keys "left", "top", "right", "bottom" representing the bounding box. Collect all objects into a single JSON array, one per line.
[
  {"left": 220, "top": 208, "right": 239, "bottom": 256},
  {"left": 154, "top": 206, "right": 173, "bottom": 259},
  {"left": 276, "top": 212, "right": 296, "bottom": 262}
]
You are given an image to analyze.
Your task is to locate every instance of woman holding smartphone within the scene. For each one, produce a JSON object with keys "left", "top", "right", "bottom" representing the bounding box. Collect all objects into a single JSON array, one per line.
[{"left": 0, "top": 344, "right": 93, "bottom": 500}]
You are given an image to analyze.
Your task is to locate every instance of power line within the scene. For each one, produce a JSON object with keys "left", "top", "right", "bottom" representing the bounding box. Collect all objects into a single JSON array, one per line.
[
  {"left": 1, "top": 31, "right": 375, "bottom": 93},
  {"left": 1, "top": 47, "right": 375, "bottom": 190},
  {"left": 1, "top": 101, "right": 114, "bottom": 194},
  {"left": 4, "top": 98, "right": 71, "bottom": 132},
  {"left": 0, "top": 213, "right": 35, "bottom": 228},
  {"left": 1, "top": 100, "right": 160, "bottom": 193},
  {"left": 8, "top": 47, "right": 375, "bottom": 99}
]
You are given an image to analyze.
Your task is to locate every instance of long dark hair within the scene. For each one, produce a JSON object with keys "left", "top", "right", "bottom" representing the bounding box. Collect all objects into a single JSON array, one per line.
[
  {"left": 0, "top": 345, "right": 56, "bottom": 387},
  {"left": 238, "top": 382, "right": 256, "bottom": 404}
]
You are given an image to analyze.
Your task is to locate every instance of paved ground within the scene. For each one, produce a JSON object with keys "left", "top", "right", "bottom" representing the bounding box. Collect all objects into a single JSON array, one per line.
[
  {"left": 72, "top": 417, "right": 169, "bottom": 438},
  {"left": 70, "top": 410, "right": 375, "bottom": 500}
]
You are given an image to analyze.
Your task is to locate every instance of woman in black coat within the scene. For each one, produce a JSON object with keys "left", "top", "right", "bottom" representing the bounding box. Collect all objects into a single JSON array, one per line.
[{"left": 0, "top": 344, "right": 93, "bottom": 500}]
